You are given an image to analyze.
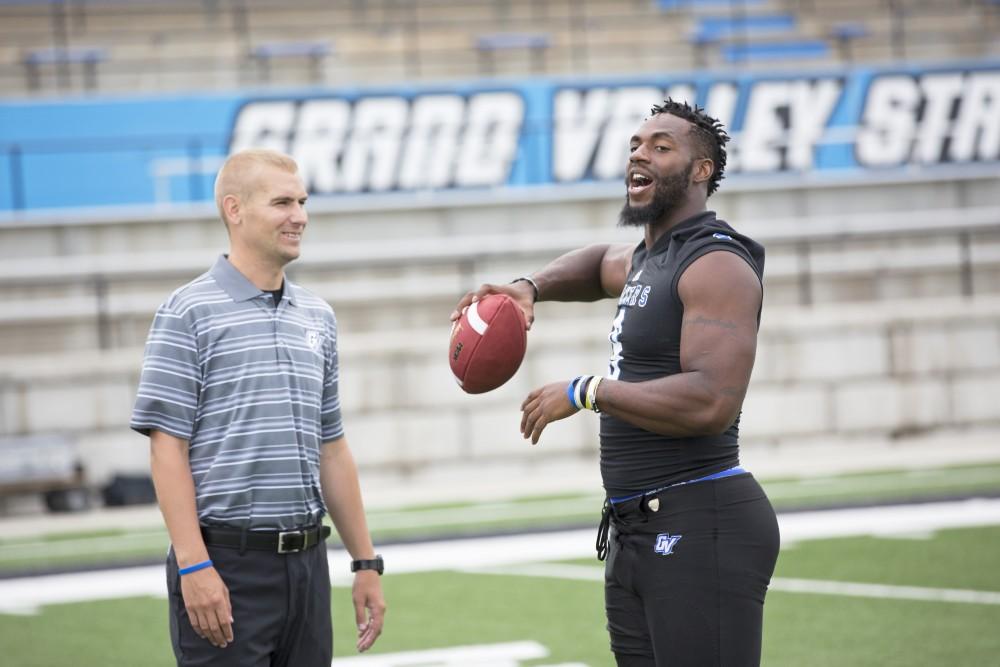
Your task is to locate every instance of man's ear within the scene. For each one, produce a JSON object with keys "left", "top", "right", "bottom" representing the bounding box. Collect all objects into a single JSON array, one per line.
[
  {"left": 692, "top": 158, "right": 714, "bottom": 186},
  {"left": 222, "top": 194, "right": 241, "bottom": 227}
]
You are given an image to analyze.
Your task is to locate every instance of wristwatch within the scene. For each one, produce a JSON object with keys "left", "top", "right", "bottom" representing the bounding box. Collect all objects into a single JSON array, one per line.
[{"left": 350, "top": 554, "right": 384, "bottom": 575}]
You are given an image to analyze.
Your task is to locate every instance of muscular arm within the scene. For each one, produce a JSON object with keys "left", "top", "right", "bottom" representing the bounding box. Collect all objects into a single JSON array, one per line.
[
  {"left": 150, "top": 430, "right": 233, "bottom": 648},
  {"left": 533, "top": 242, "right": 635, "bottom": 301},
  {"left": 450, "top": 243, "right": 635, "bottom": 328},
  {"left": 320, "top": 437, "right": 385, "bottom": 652},
  {"left": 519, "top": 249, "right": 760, "bottom": 444},
  {"left": 596, "top": 250, "right": 762, "bottom": 436}
]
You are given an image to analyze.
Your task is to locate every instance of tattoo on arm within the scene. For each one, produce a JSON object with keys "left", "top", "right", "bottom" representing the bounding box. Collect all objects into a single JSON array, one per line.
[
  {"left": 687, "top": 316, "right": 738, "bottom": 331},
  {"left": 685, "top": 316, "right": 747, "bottom": 342}
]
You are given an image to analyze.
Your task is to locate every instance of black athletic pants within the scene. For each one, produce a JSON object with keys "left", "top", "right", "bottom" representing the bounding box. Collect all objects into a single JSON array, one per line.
[
  {"left": 604, "top": 473, "right": 780, "bottom": 666},
  {"left": 166, "top": 537, "right": 332, "bottom": 667}
]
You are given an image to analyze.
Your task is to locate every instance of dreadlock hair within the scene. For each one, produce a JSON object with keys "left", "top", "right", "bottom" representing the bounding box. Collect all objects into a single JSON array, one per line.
[{"left": 650, "top": 99, "right": 729, "bottom": 198}]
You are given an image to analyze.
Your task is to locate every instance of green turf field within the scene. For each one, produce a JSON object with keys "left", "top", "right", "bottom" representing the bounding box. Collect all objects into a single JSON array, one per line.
[
  {"left": 1, "top": 523, "right": 998, "bottom": 666},
  {"left": 2, "top": 462, "right": 999, "bottom": 574}
]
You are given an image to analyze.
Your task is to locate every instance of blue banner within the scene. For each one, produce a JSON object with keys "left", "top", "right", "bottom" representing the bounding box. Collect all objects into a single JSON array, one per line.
[{"left": 1, "top": 60, "right": 998, "bottom": 212}]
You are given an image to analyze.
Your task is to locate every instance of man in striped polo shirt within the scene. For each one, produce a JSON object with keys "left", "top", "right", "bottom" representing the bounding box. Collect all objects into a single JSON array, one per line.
[{"left": 131, "top": 149, "right": 385, "bottom": 666}]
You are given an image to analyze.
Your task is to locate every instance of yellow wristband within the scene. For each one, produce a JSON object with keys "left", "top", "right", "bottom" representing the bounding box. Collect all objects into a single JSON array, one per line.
[{"left": 586, "top": 376, "right": 603, "bottom": 413}]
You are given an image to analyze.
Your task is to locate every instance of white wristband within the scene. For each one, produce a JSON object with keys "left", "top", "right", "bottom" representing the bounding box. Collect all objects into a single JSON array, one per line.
[{"left": 511, "top": 276, "right": 539, "bottom": 303}]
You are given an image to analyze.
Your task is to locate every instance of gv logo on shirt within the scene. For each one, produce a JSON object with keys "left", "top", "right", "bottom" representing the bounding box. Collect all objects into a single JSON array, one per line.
[
  {"left": 654, "top": 533, "right": 682, "bottom": 556},
  {"left": 306, "top": 330, "right": 322, "bottom": 351}
]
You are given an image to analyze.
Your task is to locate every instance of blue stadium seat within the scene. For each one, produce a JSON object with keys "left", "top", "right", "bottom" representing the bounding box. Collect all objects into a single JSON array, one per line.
[
  {"left": 695, "top": 13, "right": 796, "bottom": 41},
  {"left": 658, "top": 0, "right": 765, "bottom": 10},
  {"left": 250, "top": 40, "right": 332, "bottom": 62},
  {"left": 475, "top": 33, "right": 551, "bottom": 53},
  {"left": 722, "top": 40, "right": 830, "bottom": 63},
  {"left": 23, "top": 46, "right": 107, "bottom": 66},
  {"left": 831, "top": 22, "right": 869, "bottom": 41}
]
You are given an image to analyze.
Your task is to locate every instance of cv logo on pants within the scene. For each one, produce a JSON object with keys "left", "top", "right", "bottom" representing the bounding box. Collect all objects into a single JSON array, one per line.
[{"left": 654, "top": 533, "right": 682, "bottom": 556}]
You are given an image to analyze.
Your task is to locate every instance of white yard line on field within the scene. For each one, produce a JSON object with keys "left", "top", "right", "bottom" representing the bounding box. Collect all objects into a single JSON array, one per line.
[
  {"left": 775, "top": 497, "right": 1000, "bottom": 542},
  {"left": 1, "top": 498, "right": 999, "bottom": 615},
  {"left": 466, "top": 564, "right": 1000, "bottom": 606},
  {"left": 769, "top": 578, "right": 1000, "bottom": 605},
  {"left": 0, "top": 530, "right": 168, "bottom": 561},
  {"left": 763, "top": 467, "right": 1000, "bottom": 499}
]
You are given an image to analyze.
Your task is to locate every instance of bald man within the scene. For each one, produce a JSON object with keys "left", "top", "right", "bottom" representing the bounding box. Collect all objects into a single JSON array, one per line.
[{"left": 131, "top": 149, "right": 385, "bottom": 666}]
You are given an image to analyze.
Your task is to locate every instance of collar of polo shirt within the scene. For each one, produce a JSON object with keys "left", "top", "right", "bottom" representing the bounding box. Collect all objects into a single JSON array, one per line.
[{"left": 212, "top": 254, "right": 298, "bottom": 306}]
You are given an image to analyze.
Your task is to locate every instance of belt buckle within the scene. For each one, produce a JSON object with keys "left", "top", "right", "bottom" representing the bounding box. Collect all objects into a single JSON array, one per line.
[{"left": 278, "top": 530, "right": 305, "bottom": 553}]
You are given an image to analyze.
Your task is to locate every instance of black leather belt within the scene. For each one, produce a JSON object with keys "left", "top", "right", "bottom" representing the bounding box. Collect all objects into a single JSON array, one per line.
[{"left": 201, "top": 525, "right": 331, "bottom": 554}]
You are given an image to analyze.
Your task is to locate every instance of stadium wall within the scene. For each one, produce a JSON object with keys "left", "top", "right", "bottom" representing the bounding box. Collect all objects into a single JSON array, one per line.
[{"left": 1, "top": 60, "right": 998, "bottom": 214}]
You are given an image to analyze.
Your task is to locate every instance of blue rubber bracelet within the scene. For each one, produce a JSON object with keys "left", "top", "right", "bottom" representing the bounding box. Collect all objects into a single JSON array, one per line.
[
  {"left": 566, "top": 376, "right": 581, "bottom": 409},
  {"left": 178, "top": 559, "right": 213, "bottom": 576}
]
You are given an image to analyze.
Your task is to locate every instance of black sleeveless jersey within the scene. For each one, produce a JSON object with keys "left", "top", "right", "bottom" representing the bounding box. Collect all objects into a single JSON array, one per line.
[{"left": 599, "top": 211, "right": 765, "bottom": 497}]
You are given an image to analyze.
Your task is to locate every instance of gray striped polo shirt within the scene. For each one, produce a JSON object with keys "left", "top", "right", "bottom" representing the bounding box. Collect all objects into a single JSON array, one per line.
[{"left": 131, "top": 254, "right": 343, "bottom": 531}]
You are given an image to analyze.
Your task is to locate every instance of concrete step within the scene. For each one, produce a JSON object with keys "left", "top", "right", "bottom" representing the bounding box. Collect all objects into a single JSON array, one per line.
[{"left": 2, "top": 295, "right": 999, "bottom": 487}]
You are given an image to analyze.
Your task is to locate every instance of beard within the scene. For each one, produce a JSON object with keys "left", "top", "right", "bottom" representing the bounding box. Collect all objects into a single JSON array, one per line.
[{"left": 618, "top": 160, "right": 693, "bottom": 228}]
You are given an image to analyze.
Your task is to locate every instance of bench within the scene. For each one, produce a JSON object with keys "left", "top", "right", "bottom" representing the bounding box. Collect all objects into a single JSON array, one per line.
[
  {"left": 694, "top": 13, "right": 797, "bottom": 41},
  {"left": 830, "top": 22, "right": 869, "bottom": 62},
  {"left": 475, "top": 32, "right": 551, "bottom": 75},
  {"left": 249, "top": 40, "right": 331, "bottom": 84},
  {"left": 659, "top": 0, "right": 765, "bottom": 10},
  {"left": 722, "top": 39, "right": 830, "bottom": 63},
  {"left": 23, "top": 46, "right": 108, "bottom": 91}
]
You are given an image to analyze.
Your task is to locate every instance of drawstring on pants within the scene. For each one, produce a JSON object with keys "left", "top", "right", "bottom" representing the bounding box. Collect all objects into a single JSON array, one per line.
[{"left": 596, "top": 498, "right": 611, "bottom": 561}]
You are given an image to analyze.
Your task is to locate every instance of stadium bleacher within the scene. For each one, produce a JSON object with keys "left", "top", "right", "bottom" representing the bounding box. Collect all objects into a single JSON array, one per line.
[
  {"left": 0, "top": 0, "right": 997, "bottom": 94},
  {"left": 1, "top": 177, "right": 998, "bottom": 487}
]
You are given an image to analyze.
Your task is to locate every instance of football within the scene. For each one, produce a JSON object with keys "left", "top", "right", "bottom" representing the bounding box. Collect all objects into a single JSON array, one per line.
[{"left": 449, "top": 293, "right": 528, "bottom": 394}]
